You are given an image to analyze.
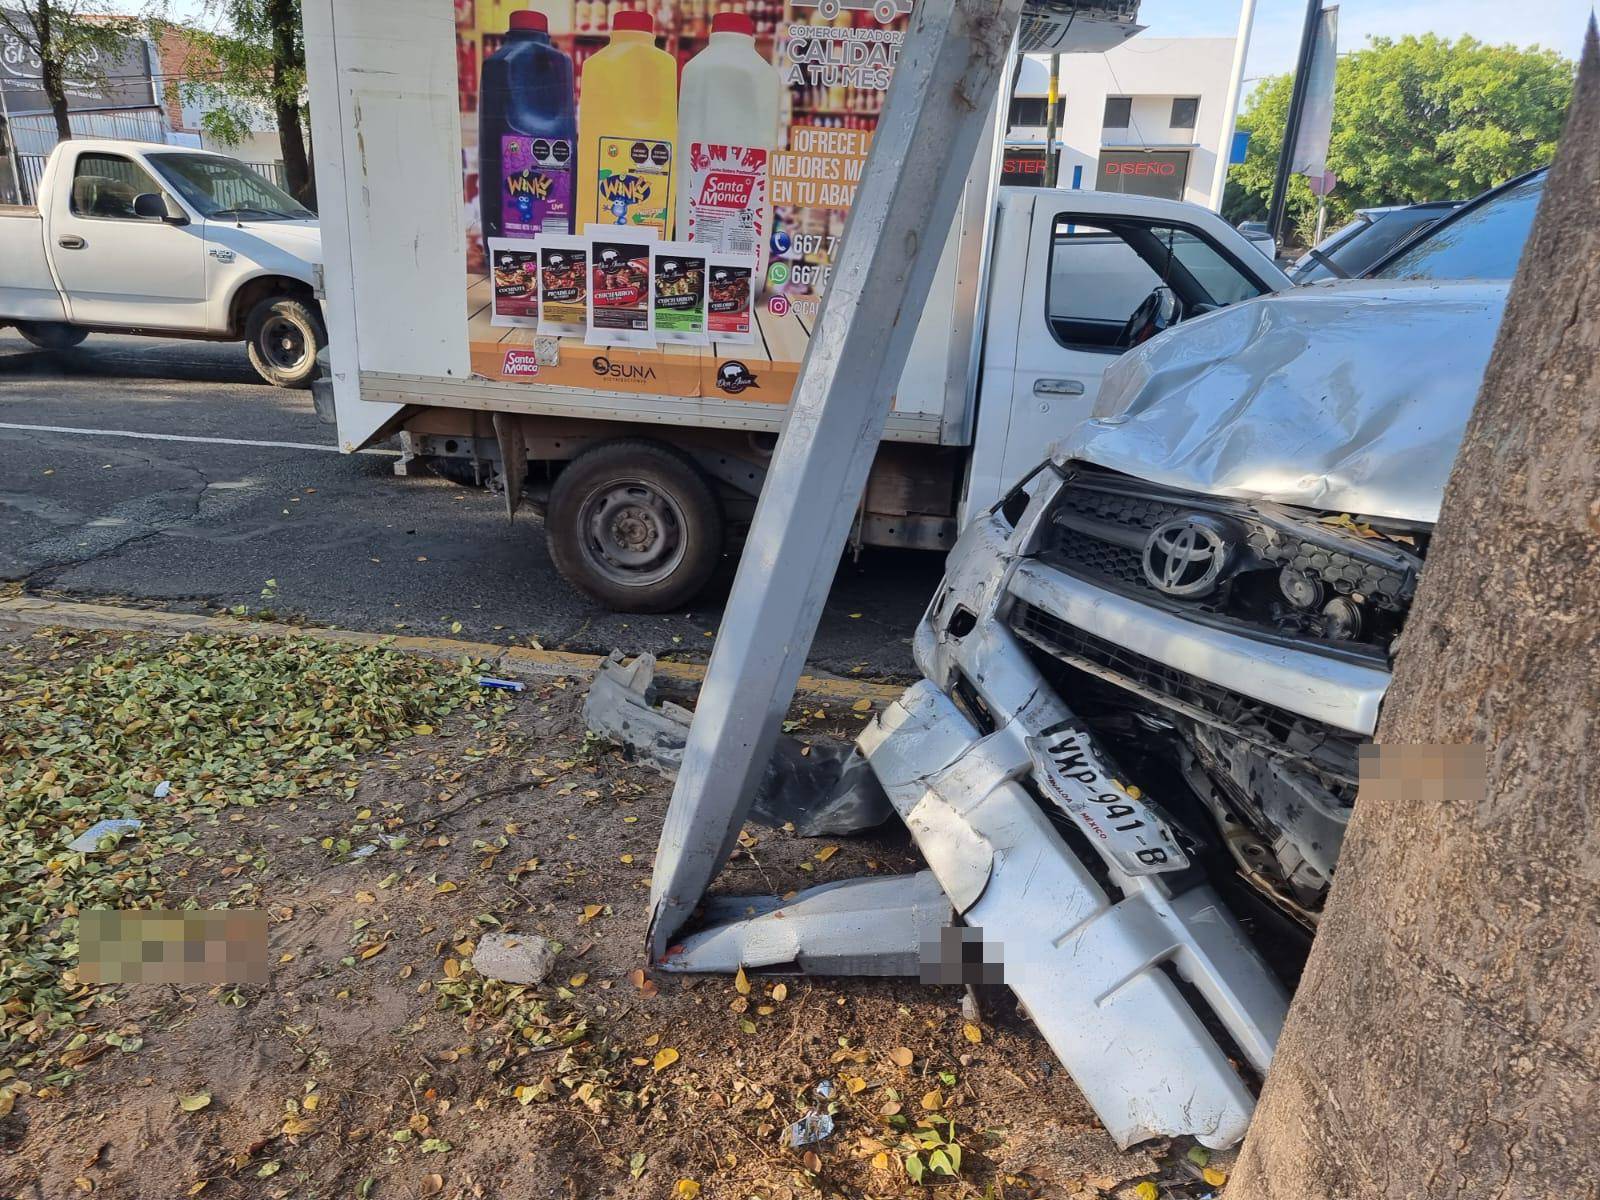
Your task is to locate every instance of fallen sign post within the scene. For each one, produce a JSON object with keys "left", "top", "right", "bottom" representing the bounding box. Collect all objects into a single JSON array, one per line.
[{"left": 646, "top": 0, "right": 1025, "bottom": 958}]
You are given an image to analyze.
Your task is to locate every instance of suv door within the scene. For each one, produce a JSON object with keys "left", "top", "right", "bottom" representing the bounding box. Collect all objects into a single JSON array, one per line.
[
  {"left": 50, "top": 150, "right": 207, "bottom": 330},
  {"left": 987, "top": 206, "right": 1275, "bottom": 505}
]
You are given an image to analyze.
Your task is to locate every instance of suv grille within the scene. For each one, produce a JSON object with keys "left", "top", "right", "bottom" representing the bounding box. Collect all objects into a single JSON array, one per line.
[{"left": 1038, "top": 473, "right": 1422, "bottom": 658}]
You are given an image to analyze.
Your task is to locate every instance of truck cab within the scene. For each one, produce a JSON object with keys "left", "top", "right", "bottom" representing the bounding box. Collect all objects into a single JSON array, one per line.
[
  {"left": 0, "top": 139, "right": 325, "bottom": 387},
  {"left": 966, "top": 187, "right": 1285, "bottom": 518}
]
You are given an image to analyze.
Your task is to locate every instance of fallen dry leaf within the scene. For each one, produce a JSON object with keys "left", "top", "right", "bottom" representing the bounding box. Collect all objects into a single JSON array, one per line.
[
  {"left": 652, "top": 1047, "right": 680, "bottom": 1072},
  {"left": 963, "top": 1021, "right": 983, "bottom": 1044},
  {"left": 888, "top": 1047, "right": 914, "bottom": 1068},
  {"left": 735, "top": 967, "right": 751, "bottom": 996}
]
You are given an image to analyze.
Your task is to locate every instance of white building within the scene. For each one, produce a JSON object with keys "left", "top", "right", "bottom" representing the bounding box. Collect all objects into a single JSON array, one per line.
[{"left": 1005, "top": 37, "right": 1243, "bottom": 210}]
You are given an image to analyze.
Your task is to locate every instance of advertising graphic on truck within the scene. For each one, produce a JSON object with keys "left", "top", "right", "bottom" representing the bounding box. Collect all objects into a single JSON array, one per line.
[{"left": 457, "top": 0, "right": 911, "bottom": 397}]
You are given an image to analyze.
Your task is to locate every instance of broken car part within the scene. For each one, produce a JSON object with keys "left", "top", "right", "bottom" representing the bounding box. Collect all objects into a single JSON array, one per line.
[{"left": 583, "top": 652, "right": 892, "bottom": 837}]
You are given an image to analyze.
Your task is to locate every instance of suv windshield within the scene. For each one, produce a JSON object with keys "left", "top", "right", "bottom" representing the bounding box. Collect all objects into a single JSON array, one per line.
[
  {"left": 148, "top": 154, "right": 314, "bottom": 221},
  {"left": 1373, "top": 173, "right": 1544, "bottom": 281}
]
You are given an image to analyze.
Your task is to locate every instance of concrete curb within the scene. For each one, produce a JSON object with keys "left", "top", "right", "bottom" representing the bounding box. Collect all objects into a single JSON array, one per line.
[{"left": 0, "top": 596, "right": 907, "bottom": 703}]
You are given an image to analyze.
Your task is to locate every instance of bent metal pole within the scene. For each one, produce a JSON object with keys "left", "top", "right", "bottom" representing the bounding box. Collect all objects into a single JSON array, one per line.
[{"left": 646, "top": 0, "right": 1024, "bottom": 958}]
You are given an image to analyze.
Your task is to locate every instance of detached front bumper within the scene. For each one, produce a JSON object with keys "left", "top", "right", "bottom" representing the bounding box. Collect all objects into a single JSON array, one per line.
[{"left": 860, "top": 649, "right": 1286, "bottom": 1149}]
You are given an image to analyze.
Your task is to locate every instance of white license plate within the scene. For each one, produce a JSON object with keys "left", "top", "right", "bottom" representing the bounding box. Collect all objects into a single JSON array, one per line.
[{"left": 1028, "top": 728, "right": 1188, "bottom": 876}]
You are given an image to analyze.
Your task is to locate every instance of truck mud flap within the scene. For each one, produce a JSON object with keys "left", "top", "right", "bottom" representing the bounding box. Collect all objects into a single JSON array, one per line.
[{"left": 859, "top": 680, "right": 1284, "bottom": 1150}]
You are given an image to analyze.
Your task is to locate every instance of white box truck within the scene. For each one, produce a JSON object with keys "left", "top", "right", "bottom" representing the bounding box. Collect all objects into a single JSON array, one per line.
[{"left": 305, "top": 0, "right": 1287, "bottom": 610}]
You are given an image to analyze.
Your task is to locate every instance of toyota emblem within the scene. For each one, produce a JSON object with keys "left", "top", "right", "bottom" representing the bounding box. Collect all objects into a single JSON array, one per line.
[{"left": 1142, "top": 517, "right": 1232, "bottom": 597}]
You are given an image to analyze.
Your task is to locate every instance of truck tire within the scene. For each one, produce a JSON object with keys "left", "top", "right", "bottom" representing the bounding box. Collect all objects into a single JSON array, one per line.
[
  {"left": 15, "top": 321, "right": 88, "bottom": 351},
  {"left": 245, "top": 295, "right": 326, "bottom": 389},
  {"left": 547, "top": 440, "right": 725, "bottom": 613}
]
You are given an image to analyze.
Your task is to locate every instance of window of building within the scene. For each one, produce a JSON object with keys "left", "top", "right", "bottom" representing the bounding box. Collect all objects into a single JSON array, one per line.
[
  {"left": 1170, "top": 97, "right": 1199, "bottom": 130},
  {"left": 1008, "top": 97, "right": 1065, "bottom": 129},
  {"left": 1102, "top": 96, "right": 1132, "bottom": 129}
]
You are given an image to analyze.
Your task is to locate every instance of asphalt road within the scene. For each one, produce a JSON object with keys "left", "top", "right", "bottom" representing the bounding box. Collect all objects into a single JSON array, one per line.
[{"left": 0, "top": 331, "right": 943, "bottom": 677}]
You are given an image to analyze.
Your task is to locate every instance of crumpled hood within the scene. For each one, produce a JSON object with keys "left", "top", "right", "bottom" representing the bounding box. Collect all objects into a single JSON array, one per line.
[{"left": 1055, "top": 278, "right": 1510, "bottom": 524}]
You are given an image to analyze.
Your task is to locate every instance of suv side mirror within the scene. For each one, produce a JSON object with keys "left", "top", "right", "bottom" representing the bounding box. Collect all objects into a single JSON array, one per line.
[{"left": 133, "top": 192, "right": 188, "bottom": 224}]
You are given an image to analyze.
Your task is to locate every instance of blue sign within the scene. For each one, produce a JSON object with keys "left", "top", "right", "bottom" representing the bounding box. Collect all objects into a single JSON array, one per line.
[{"left": 1230, "top": 130, "right": 1251, "bottom": 165}]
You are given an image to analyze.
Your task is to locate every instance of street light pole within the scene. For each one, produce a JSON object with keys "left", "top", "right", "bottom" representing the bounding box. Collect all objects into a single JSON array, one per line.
[
  {"left": 1209, "top": 0, "right": 1259, "bottom": 211},
  {"left": 1044, "top": 52, "right": 1060, "bottom": 186},
  {"left": 1266, "top": 0, "right": 1323, "bottom": 244}
]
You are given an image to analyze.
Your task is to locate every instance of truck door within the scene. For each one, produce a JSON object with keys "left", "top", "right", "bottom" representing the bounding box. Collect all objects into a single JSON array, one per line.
[
  {"left": 970, "top": 202, "right": 1274, "bottom": 514},
  {"left": 49, "top": 149, "right": 207, "bottom": 330}
]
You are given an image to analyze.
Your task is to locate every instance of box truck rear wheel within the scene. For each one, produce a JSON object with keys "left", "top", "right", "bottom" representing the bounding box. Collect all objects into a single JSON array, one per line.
[
  {"left": 547, "top": 440, "right": 725, "bottom": 613},
  {"left": 245, "top": 295, "right": 326, "bottom": 389},
  {"left": 15, "top": 321, "right": 88, "bottom": 351}
]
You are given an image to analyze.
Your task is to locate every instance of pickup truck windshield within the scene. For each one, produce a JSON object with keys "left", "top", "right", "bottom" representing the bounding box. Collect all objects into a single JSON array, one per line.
[{"left": 148, "top": 154, "right": 314, "bottom": 221}]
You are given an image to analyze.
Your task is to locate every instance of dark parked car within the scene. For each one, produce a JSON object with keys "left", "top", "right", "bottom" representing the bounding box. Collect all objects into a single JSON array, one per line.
[{"left": 1289, "top": 200, "right": 1461, "bottom": 282}]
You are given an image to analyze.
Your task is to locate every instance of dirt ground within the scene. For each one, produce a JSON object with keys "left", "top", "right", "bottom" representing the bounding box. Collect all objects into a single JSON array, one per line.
[{"left": 0, "top": 624, "right": 1227, "bottom": 1200}]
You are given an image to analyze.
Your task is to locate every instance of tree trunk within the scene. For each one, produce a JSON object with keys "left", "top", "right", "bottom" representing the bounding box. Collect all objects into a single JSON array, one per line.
[
  {"left": 267, "top": 0, "right": 314, "bottom": 207},
  {"left": 1230, "top": 25, "right": 1600, "bottom": 1200},
  {"left": 44, "top": 64, "right": 71, "bottom": 142},
  {"left": 35, "top": 1, "right": 70, "bottom": 142}
]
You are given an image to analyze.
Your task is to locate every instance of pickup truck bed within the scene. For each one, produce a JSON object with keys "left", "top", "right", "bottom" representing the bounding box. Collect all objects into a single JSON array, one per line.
[{"left": 0, "top": 206, "right": 67, "bottom": 323}]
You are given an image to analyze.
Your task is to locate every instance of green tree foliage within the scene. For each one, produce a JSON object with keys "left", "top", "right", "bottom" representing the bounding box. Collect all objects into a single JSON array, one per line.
[
  {"left": 164, "top": 0, "right": 313, "bottom": 203},
  {"left": 1231, "top": 35, "right": 1574, "bottom": 246},
  {"left": 0, "top": 1, "right": 132, "bottom": 141}
]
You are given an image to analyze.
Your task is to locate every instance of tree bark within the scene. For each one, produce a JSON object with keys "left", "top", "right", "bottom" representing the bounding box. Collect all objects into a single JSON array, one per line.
[
  {"left": 1230, "top": 23, "right": 1600, "bottom": 1200},
  {"left": 35, "top": 1, "right": 71, "bottom": 142},
  {"left": 266, "top": 0, "right": 313, "bottom": 206}
]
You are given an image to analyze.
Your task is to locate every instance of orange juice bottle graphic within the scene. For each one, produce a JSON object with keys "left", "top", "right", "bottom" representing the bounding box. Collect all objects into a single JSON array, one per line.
[{"left": 576, "top": 10, "right": 678, "bottom": 233}]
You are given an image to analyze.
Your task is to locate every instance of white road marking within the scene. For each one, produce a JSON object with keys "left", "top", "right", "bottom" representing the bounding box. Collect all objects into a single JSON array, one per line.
[{"left": 0, "top": 422, "right": 399, "bottom": 456}]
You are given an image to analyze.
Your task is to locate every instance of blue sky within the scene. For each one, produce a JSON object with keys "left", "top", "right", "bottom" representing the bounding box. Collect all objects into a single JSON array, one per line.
[
  {"left": 133, "top": 0, "right": 1591, "bottom": 79},
  {"left": 1144, "top": 0, "right": 1588, "bottom": 81}
]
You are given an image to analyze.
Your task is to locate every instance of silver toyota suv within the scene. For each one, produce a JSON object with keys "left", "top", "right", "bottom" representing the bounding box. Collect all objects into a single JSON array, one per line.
[{"left": 855, "top": 169, "right": 1543, "bottom": 1148}]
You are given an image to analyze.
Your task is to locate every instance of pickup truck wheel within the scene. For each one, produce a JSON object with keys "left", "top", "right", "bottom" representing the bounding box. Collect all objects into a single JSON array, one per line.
[
  {"left": 15, "top": 321, "right": 88, "bottom": 351},
  {"left": 547, "top": 440, "right": 725, "bottom": 613},
  {"left": 245, "top": 296, "right": 326, "bottom": 389}
]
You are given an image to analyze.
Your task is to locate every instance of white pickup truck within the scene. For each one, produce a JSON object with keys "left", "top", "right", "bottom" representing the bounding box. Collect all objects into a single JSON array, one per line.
[{"left": 0, "top": 139, "right": 325, "bottom": 387}]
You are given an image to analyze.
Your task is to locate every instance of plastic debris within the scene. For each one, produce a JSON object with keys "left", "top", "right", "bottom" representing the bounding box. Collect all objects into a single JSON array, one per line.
[
  {"left": 477, "top": 676, "right": 526, "bottom": 692},
  {"left": 584, "top": 652, "right": 891, "bottom": 836},
  {"left": 787, "top": 1110, "right": 834, "bottom": 1148},
  {"left": 153, "top": 780, "right": 172, "bottom": 799},
  {"left": 814, "top": 1080, "right": 836, "bottom": 1099},
  {"left": 349, "top": 844, "right": 379, "bottom": 859},
  {"left": 68, "top": 819, "right": 142, "bottom": 852}
]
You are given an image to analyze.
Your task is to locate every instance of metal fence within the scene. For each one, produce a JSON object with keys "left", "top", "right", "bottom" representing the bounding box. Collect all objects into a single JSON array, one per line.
[{"left": 10, "top": 153, "right": 290, "bottom": 207}]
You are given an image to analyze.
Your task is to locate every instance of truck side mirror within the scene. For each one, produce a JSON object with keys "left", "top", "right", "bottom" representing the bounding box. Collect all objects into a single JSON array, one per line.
[{"left": 134, "top": 192, "right": 189, "bottom": 225}]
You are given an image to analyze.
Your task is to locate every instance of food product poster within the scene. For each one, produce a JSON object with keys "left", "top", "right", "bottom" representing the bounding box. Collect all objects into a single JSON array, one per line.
[
  {"left": 651, "top": 243, "right": 709, "bottom": 344},
  {"left": 458, "top": 0, "right": 914, "bottom": 400},
  {"left": 706, "top": 254, "right": 755, "bottom": 343},
  {"left": 487, "top": 238, "right": 541, "bottom": 326},
  {"left": 586, "top": 231, "right": 656, "bottom": 347},
  {"left": 537, "top": 236, "right": 589, "bottom": 335}
]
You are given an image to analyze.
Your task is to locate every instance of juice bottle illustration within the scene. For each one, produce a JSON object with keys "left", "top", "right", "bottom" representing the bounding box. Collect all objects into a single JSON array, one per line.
[
  {"left": 577, "top": 10, "right": 678, "bottom": 233},
  {"left": 479, "top": 9, "right": 577, "bottom": 248},
  {"left": 676, "top": 11, "right": 781, "bottom": 271}
]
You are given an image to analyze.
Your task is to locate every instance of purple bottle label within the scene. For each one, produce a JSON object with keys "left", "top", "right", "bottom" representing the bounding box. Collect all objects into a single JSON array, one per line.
[{"left": 502, "top": 135, "right": 574, "bottom": 236}]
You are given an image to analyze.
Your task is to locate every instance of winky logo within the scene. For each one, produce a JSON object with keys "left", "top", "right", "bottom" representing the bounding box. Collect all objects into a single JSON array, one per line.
[
  {"left": 508, "top": 172, "right": 554, "bottom": 200},
  {"left": 599, "top": 174, "right": 650, "bottom": 206}
]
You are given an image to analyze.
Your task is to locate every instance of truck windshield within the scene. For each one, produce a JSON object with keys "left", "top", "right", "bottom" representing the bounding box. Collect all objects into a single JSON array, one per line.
[
  {"left": 147, "top": 154, "right": 314, "bottom": 221},
  {"left": 1373, "top": 173, "right": 1544, "bottom": 281}
]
